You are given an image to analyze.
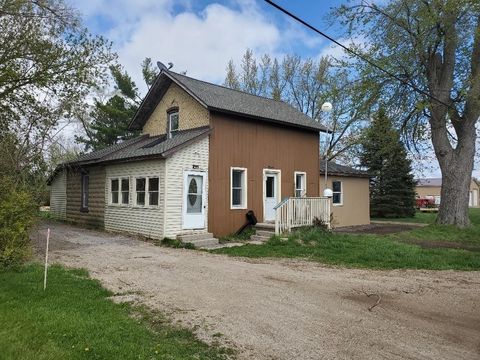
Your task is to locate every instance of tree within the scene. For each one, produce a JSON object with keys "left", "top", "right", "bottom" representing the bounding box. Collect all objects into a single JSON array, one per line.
[
  {"left": 0, "top": 0, "right": 115, "bottom": 193},
  {"left": 76, "top": 59, "right": 158, "bottom": 150},
  {"left": 224, "top": 50, "right": 368, "bottom": 163},
  {"left": 335, "top": 0, "right": 480, "bottom": 227},
  {"left": 360, "top": 108, "right": 416, "bottom": 218}
]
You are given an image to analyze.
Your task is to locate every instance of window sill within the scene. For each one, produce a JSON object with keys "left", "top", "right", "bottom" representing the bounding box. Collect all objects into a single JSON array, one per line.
[
  {"left": 230, "top": 206, "right": 247, "bottom": 210},
  {"left": 332, "top": 203, "right": 343, "bottom": 207}
]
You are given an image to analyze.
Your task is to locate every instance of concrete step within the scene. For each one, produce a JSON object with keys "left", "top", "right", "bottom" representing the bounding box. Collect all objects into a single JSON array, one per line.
[
  {"left": 188, "top": 238, "right": 219, "bottom": 248},
  {"left": 256, "top": 230, "right": 275, "bottom": 237},
  {"left": 177, "top": 232, "right": 214, "bottom": 242},
  {"left": 250, "top": 235, "right": 270, "bottom": 242},
  {"left": 255, "top": 222, "right": 275, "bottom": 231}
]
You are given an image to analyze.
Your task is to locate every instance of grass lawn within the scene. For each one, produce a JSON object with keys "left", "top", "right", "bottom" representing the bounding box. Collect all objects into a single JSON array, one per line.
[
  {"left": 212, "top": 209, "right": 480, "bottom": 270},
  {"left": 0, "top": 264, "right": 232, "bottom": 360},
  {"left": 372, "top": 210, "right": 438, "bottom": 224}
]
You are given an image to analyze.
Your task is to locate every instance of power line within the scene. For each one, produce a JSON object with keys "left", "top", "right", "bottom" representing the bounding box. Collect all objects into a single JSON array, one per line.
[{"left": 264, "top": 0, "right": 452, "bottom": 109}]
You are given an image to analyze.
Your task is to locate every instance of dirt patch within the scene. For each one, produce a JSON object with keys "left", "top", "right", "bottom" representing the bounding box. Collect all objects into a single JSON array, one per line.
[
  {"left": 31, "top": 221, "right": 480, "bottom": 360},
  {"left": 399, "top": 238, "right": 480, "bottom": 252},
  {"left": 335, "top": 223, "right": 419, "bottom": 234}
]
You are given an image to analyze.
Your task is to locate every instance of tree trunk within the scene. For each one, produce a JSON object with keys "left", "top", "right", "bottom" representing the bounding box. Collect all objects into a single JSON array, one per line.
[{"left": 432, "top": 121, "right": 476, "bottom": 227}]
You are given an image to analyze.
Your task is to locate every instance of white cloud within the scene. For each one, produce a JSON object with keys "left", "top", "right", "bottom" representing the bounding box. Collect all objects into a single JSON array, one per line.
[
  {"left": 117, "top": 3, "right": 281, "bottom": 89},
  {"left": 72, "top": 0, "right": 322, "bottom": 94}
]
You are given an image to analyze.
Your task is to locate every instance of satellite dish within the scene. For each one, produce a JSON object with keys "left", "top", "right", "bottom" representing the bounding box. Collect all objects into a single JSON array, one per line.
[
  {"left": 167, "top": 62, "right": 173, "bottom": 69},
  {"left": 157, "top": 61, "right": 167, "bottom": 71}
]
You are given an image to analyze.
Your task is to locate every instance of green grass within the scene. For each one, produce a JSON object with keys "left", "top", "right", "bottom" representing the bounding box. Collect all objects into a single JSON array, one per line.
[
  {"left": 213, "top": 209, "right": 480, "bottom": 270},
  {"left": 372, "top": 211, "right": 438, "bottom": 224},
  {"left": 218, "top": 227, "right": 255, "bottom": 243},
  {"left": 0, "top": 264, "right": 232, "bottom": 360}
]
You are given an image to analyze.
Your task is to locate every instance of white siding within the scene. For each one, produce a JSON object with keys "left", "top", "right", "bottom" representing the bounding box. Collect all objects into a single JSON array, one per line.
[
  {"left": 105, "top": 159, "right": 165, "bottom": 239},
  {"left": 49, "top": 170, "right": 66, "bottom": 219},
  {"left": 164, "top": 136, "right": 209, "bottom": 238}
]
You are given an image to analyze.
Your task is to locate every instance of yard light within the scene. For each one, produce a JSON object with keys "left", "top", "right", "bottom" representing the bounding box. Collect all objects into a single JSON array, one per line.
[
  {"left": 321, "top": 102, "right": 333, "bottom": 113},
  {"left": 323, "top": 188, "right": 333, "bottom": 198}
]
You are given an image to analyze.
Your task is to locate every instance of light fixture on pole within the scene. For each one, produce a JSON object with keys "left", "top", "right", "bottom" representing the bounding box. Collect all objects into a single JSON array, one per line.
[{"left": 321, "top": 102, "right": 333, "bottom": 198}]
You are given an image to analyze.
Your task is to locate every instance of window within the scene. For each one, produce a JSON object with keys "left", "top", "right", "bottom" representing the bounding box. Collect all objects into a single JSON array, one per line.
[
  {"left": 148, "top": 177, "right": 159, "bottom": 206},
  {"left": 294, "top": 172, "right": 306, "bottom": 197},
  {"left": 136, "top": 178, "right": 146, "bottom": 206},
  {"left": 110, "top": 178, "right": 129, "bottom": 205},
  {"left": 81, "top": 173, "right": 89, "bottom": 211},
  {"left": 231, "top": 167, "right": 247, "bottom": 209},
  {"left": 332, "top": 181, "right": 342, "bottom": 205},
  {"left": 121, "top": 179, "right": 129, "bottom": 204},
  {"left": 168, "top": 110, "right": 179, "bottom": 138},
  {"left": 111, "top": 179, "right": 119, "bottom": 204},
  {"left": 135, "top": 176, "right": 160, "bottom": 207}
]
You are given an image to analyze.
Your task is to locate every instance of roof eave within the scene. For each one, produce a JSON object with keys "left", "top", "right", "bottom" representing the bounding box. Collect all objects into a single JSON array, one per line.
[{"left": 209, "top": 107, "right": 328, "bottom": 133}]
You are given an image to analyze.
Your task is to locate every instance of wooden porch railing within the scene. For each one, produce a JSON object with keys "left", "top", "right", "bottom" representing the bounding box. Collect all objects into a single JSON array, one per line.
[{"left": 274, "top": 197, "right": 331, "bottom": 235}]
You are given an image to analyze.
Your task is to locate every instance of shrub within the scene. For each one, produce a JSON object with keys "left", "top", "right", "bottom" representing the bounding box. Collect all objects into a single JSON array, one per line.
[{"left": 0, "top": 183, "right": 37, "bottom": 267}]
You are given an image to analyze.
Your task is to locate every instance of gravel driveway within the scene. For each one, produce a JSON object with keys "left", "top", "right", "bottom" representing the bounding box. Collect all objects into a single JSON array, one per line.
[{"left": 32, "top": 221, "right": 480, "bottom": 360}]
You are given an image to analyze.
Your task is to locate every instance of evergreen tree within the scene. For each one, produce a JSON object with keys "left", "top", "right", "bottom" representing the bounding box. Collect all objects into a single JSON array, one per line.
[
  {"left": 360, "top": 108, "right": 416, "bottom": 218},
  {"left": 76, "top": 59, "right": 158, "bottom": 150}
]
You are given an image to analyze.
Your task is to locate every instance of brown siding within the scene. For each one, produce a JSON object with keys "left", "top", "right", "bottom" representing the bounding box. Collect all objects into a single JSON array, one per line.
[
  {"left": 208, "top": 113, "right": 320, "bottom": 237},
  {"left": 320, "top": 176, "right": 370, "bottom": 227},
  {"left": 416, "top": 180, "right": 480, "bottom": 208},
  {"left": 66, "top": 166, "right": 105, "bottom": 227}
]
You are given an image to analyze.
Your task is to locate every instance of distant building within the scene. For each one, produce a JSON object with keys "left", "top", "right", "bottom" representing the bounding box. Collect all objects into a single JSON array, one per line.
[{"left": 415, "top": 178, "right": 480, "bottom": 208}]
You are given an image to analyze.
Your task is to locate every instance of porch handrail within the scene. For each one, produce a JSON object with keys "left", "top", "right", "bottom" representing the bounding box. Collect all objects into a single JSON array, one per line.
[{"left": 275, "top": 197, "right": 330, "bottom": 235}]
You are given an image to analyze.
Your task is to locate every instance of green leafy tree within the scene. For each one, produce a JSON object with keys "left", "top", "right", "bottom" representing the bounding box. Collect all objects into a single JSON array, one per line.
[
  {"left": 335, "top": 0, "right": 480, "bottom": 226},
  {"left": 360, "top": 109, "right": 416, "bottom": 218},
  {"left": 76, "top": 60, "right": 158, "bottom": 150}
]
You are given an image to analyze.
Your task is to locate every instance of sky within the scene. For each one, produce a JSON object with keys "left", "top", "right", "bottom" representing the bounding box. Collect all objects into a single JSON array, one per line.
[
  {"left": 70, "top": 0, "right": 348, "bottom": 90},
  {"left": 66, "top": 0, "right": 477, "bottom": 178}
]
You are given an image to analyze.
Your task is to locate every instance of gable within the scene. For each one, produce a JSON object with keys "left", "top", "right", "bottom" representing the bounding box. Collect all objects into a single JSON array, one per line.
[{"left": 142, "top": 82, "right": 210, "bottom": 136}]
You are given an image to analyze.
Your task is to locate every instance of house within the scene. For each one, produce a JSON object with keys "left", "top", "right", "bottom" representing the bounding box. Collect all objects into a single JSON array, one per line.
[
  {"left": 319, "top": 161, "right": 370, "bottom": 227},
  {"left": 415, "top": 178, "right": 480, "bottom": 208},
  {"left": 49, "top": 70, "right": 369, "bottom": 240}
]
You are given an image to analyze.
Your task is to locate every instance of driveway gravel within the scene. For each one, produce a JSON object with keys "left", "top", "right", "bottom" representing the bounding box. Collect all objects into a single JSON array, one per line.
[{"left": 32, "top": 221, "right": 480, "bottom": 360}]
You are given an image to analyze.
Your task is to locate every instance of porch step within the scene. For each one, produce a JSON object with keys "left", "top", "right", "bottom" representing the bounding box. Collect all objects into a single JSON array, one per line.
[
  {"left": 256, "top": 230, "right": 275, "bottom": 237},
  {"left": 177, "top": 232, "right": 219, "bottom": 249},
  {"left": 188, "top": 238, "right": 219, "bottom": 248},
  {"left": 255, "top": 222, "right": 275, "bottom": 230},
  {"left": 250, "top": 235, "right": 271, "bottom": 242},
  {"left": 177, "top": 232, "right": 214, "bottom": 242}
]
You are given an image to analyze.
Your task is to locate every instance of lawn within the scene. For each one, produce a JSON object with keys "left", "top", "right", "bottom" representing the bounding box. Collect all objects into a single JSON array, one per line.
[
  {"left": 213, "top": 209, "right": 480, "bottom": 270},
  {"left": 0, "top": 265, "right": 232, "bottom": 360},
  {"left": 372, "top": 210, "right": 438, "bottom": 224}
]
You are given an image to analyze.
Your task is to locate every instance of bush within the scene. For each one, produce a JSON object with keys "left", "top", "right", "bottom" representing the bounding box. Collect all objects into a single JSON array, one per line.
[{"left": 0, "top": 184, "right": 37, "bottom": 267}]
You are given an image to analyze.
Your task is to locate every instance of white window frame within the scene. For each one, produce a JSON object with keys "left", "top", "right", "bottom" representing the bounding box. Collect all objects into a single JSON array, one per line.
[
  {"left": 168, "top": 111, "right": 179, "bottom": 139},
  {"left": 230, "top": 167, "right": 247, "bottom": 210},
  {"left": 134, "top": 176, "right": 160, "bottom": 208},
  {"left": 294, "top": 171, "right": 307, "bottom": 198},
  {"left": 332, "top": 180, "right": 343, "bottom": 206},
  {"left": 108, "top": 177, "right": 130, "bottom": 206}
]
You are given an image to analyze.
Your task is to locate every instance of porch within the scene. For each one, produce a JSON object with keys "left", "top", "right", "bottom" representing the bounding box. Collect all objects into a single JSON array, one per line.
[{"left": 274, "top": 197, "right": 331, "bottom": 235}]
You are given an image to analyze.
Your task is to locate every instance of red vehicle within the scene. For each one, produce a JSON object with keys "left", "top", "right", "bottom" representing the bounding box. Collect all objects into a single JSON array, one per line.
[{"left": 416, "top": 197, "right": 436, "bottom": 209}]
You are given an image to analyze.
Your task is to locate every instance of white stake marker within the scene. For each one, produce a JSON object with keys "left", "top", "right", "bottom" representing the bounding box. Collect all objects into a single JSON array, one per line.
[{"left": 43, "top": 228, "right": 50, "bottom": 291}]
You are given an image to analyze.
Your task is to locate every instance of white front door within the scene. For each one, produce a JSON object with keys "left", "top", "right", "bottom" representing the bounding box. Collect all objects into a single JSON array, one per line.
[
  {"left": 182, "top": 171, "right": 206, "bottom": 229},
  {"left": 264, "top": 171, "right": 280, "bottom": 222}
]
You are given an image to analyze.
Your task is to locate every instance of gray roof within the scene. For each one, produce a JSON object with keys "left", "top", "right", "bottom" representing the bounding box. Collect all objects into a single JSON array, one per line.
[
  {"left": 320, "top": 160, "right": 370, "bottom": 178},
  {"left": 48, "top": 127, "right": 210, "bottom": 184},
  {"left": 129, "top": 70, "right": 328, "bottom": 133},
  {"left": 416, "top": 178, "right": 442, "bottom": 187}
]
